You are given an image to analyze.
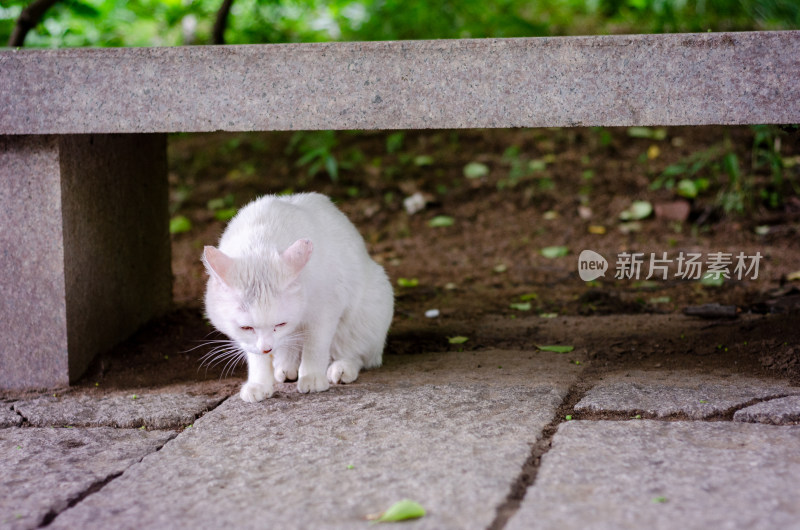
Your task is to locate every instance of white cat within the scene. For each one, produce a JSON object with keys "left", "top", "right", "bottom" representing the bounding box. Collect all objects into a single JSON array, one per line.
[{"left": 202, "top": 192, "right": 394, "bottom": 403}]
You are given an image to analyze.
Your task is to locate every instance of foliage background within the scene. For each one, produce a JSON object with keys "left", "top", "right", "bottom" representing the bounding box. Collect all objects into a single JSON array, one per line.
[{"left": 1, "top": 0, "right": 799, "bottom": 49}]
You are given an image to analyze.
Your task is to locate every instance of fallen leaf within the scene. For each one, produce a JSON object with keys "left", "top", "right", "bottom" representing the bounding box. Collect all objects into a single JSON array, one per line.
[
  {"left": 543, "top": 210, "right": 559, "bottom": 220},
  {"left": 536, "top": 345, "right": 574, "bottom": 353},
  {"left": 214, "top": 207, "right": 238, "bottom": 222},
  {"left": 540, "top": 246, "right": 569, "bottom": 259},
  {"left": 367, "top": 499, "right": 426, "bottom": 523},
  {"left": 448, "top": 336, "right": 469, "bottom": 344},
  {"left": 619, "top": 200, "right": 653, "bottom": 221},
  {"left": 463, "top": 162, "right": 489, "bottom": 179},
  {"left": 428, "top": 215, "right": 455, "bottom": 228},
  {"left": 169, "top": 215, "right": 192, "bottom": 234}
]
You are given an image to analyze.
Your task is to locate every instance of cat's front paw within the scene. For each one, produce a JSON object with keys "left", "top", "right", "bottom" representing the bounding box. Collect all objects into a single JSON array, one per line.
[
  {"left": 274, "top": 358, "right": 299, "bottom": 383},
  {"left": 297, "top": 373, "right": 329, "bottom": 393},
  {"left": 327, "top": 360, "right": 361, "bottom": 384},
  {"left": 240, "top": 382, "right": 274, "bottom": 403}
]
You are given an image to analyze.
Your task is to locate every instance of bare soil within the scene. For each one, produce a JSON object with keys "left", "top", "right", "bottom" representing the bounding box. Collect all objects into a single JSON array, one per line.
[{"left": 16, "top": 126, "right": 800, "bottom": 399}]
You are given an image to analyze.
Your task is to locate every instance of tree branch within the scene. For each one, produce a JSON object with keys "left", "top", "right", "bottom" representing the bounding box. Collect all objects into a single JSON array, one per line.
[
  {"left": 8, "top": 0, "right": 62, "bottom": 47},
  {"left": 212, "top": 0, "right": 234, "bottom": 45}
]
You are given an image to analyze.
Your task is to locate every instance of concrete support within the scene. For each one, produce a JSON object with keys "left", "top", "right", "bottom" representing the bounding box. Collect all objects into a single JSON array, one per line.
[{"left": 0, "top": 134, "right": 171, "bottom": 389}]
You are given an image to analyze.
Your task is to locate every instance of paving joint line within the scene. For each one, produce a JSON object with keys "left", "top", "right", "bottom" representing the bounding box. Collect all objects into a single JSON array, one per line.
[
  {"left": 37, "top": 471, "right": 124, "bottom": 528},
  {"left": 31, "top": 392, "right": 232, "bottom": 527},
  {"left": 35, "top": 431, "right": 179, "bottom": 528},
  {"left": 717, "top": 393, "right": 798, "bottom": 421},
  {"left": 487, "top": 366, "right": 599, "bottom": 530},
  {"left": 11, "top": 403, "right": 29, "bottom": 426}
]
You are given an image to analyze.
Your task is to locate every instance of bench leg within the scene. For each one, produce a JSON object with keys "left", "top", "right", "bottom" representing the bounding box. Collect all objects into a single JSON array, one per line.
[{"left": 0, "top": 134, "right": 171, "bottom": 390}]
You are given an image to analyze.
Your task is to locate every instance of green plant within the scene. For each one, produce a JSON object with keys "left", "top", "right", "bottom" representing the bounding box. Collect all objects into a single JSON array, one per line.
[
  {"left": 3, "top": 0, "right": 798, "bottom": 50},
  {"left": 651, "top": 139, "right": 748, "bottom": 214},
  {"left": 287, "top": 130, "right": 338, "bottom": 180},
  {"left": 654, "top": 126, "right": 798, "bottom": 215},
  {"left": 498, "top": 145, "right": 532, "bottom": 189},
  {"left": 751, "top": 124, "right": 793, "bottom": 209}
]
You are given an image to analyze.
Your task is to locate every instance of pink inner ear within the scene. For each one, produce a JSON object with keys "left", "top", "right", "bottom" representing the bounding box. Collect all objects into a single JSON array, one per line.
[
  {"left": 281, "top": 239, "right": 313, "bottom": 277},
  {"left": 203, "top": 246, "right": 235, "bottom": 285}
]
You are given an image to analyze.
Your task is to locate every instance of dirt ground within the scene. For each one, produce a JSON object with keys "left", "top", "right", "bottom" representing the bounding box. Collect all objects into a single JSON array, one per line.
[{"left": 37, "top": 126, "right": 800, "bottom": 397}]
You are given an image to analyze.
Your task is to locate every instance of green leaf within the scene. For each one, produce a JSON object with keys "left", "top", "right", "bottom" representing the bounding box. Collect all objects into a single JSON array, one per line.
[
  {"left": 373, "top": 499, "right": 426, "bottom": 522},
  {"left": 661, "top": 164, "right": 686, "bottom": 178},
  {"left": 528, "top": 159, "right": 547, "bottom": 171},
  {"left": 169, "top": 215, "right": 192, "bottom": 234},
  {"left": 536, "top": 345, "right": 574, "bottom": 353},
  {"left": 519, "top": 292, "right": 538, "bottom": 301},
  {"left": 649, "top": 296, "right": 672, "bottom": 305},
  {"left": 539, "top": 313, "right": 559, "bottom": 318},
  {"left": 700, "top": 273, "right": 725, "bottom": 287},
  {"left": 325, "top": 155, "right": 339, "bottom": 181},
  {"left": 414, "top": 155, "right": 434, "bottom": 166},
  {"left": 397, "top": 278, "right": 419, "bottom": 288},
  {"left": 463, "top": 162, "right": 489, "bottom": 179},
  {"left": 627, "top": 127, "right": 667, "bottom": 140},
  {"left": 448, "top": 336, "right": 469, "bottom": 344},
  {"left": 214, "top": 208, "right": 238, "bottom": 222},
  {"left": 509, "top": 302, "right": 531, "bottom": 311},
  {"left": 207, "top": 197, "right": 227, "bottom": 211},
  {"left": 428, "top": 215, "right": 455, "bottom": 228},
  {"left": 386, "top": 132, "right": 405, "bottom": 154},
  {"left": 619, "top": 200, "right": 653, "bottom": 221},
  {"left": 540, "top": 246, "right": 569, "bottom": 259},
  {"left": 723, "top": 152, "right": 741, "bottom": 179},
  {"left": 676, "top": 179, "right": 698, "bottom": 198}
]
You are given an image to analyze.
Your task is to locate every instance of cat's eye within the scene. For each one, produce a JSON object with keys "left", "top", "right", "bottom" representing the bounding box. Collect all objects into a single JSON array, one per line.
[
  {"left": 240, "top": 326, "right": 254, "bottom": 332},
  {"left": 275, "top": 322, "right": 287, "bottom": 328}
]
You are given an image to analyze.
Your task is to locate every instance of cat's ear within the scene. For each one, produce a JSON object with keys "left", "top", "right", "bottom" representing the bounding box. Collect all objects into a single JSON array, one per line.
[
  {"left": 203, "top": 246, "right": 235, "bottom": 287},
  {"left": 281, "top": 239, "right": 313, "bottom": 279}
]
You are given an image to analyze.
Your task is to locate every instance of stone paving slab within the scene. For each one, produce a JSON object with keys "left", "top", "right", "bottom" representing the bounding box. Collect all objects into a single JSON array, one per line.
[
  {"left": 0, "top": 427, "right": 174, "bottom": 530},
  {"left": 507, "top": 420, "right": 800, "bottom": 530},
  {"left": 574, "top": 370, "right": 800, "bottom": 419},
  {"left": 49, "top": 350, "right": 581, "bottom": 529},
  {"left": 1, "top": 404, "right": 21, "bottom": 427},
  {"left": 14, "top": 392, "right": 225, "bottom": 429},
  {"left": 734, "top": 395, "right": 800, "bottom": 425}
]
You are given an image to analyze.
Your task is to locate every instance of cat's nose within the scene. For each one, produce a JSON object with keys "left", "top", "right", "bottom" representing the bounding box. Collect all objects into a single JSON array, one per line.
[{"left": 262, "top": 348, "right": 272, "bottom": 355}]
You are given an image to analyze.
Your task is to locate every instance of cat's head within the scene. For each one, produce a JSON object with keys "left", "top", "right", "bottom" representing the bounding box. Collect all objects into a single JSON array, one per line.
[{"left": 202, "top": 239, "right": 312, "bottom": 355}]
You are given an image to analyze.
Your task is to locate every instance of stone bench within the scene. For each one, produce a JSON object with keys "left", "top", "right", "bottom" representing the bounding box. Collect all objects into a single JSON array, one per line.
[{"left": 1, "top": 31, "right": 798, "bottom": 390}]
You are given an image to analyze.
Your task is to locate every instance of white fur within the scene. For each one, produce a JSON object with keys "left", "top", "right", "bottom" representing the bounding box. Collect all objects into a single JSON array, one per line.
[{"left": 202, "top": 193, "right": 394, "bottom": 402}]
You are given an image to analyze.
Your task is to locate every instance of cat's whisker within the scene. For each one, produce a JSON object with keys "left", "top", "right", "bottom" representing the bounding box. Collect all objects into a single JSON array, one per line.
[
  {"left": 198, "top": 347, "right": 244, "bottom": 371},
  {"left": 220, "top": 352, "right": 246, "bottom": 379},
  {"left": 183, "top": 338, "right": 238, "bottom": 354},
  {"left": 198, "top": 347, "right": 238, "bottom": 364},
  {"left": 200, "top": 349, "right": 241, "bottom": 367}
]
